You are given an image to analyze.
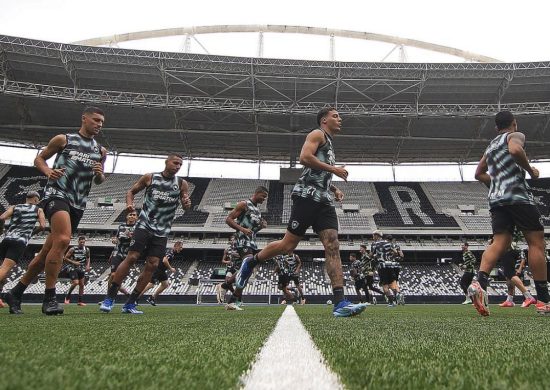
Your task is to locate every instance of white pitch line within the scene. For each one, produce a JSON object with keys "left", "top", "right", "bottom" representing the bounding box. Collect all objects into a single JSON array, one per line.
[{"left": 240, "top": 305, "right": 344, "bottom": 390}]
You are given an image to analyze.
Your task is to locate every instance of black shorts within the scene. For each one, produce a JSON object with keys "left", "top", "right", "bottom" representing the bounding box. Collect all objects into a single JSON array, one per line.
[
  {"left": 0, "top": 239, "right": 27, "bottom": 263},
  {"left": 287, "top": 196, "right": 338, "bottom": 236},
  {"left": 393, "top": 268, "right": 401, "bottom": 281},
  {"left": 490, "top": 204, "right": 543, "bottom": 234},
  {"left": 289, "top": 274, "right": 301, "bottom": 286},
  {"left": 151, "top": 268, "right": 168, "bottom": 284},
  {"left": 354, "top": 278, "right": 366, "bottom": 290},
  {"left": 128, "top": 228, "right": 168, "bottom": 259},
  {"left": 42, "top": 198, "right": 84, "bottom": 233},
  {"left": 379, "top": 268, "right": 396, "bottom": 285},
  {"left": 278, "top": 274, "right": 291, "bottom": 290},
  {"left": 237, "top": 246, "right": 256, "bottom": 259},
  {"left": 58, "top": 267, "right": 85, "bottom": 281},
  {"left": 501, "top": 249, "right": 522, "bottom": 279},
  {"left": 365, "top": 274, "right": 375, "bottom": 286},
  {"left": 110, "top": 255, "right": 125, "bottom": 273}
]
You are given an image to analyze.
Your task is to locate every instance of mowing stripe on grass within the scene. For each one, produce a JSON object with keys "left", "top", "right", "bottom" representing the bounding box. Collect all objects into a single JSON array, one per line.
[{"left": 240, "top": 305, "right": 343, "bottom": 390}]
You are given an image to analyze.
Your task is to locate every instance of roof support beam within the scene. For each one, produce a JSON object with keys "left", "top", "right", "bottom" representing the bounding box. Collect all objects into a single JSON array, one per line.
[{"left": 251, "top": 61, "right": 261, "bottom": 164}]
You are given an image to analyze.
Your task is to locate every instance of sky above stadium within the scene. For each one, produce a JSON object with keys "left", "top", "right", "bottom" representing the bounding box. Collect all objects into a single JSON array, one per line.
[
  {"left": 1, "top": 0, "right": 550, "bottom": 62},
  {"left": 1, "top": 0, "right": 550, "bottom": 179}
]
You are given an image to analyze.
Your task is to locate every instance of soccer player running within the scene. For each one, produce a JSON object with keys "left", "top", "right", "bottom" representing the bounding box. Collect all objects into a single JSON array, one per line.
[
  {"left": 5, "top": 106, "right": 106, "bottom": 315},
  {"left": 359, "top": 244, "right": 383, "bottom": 304},
  {"left": 232, "top": 107, "right": 368, "bottom": 317},
  {"left": 141, "top": 241, "right": 182, "bottom": 306},
  {"left": 62, "top": 236, "right": 91, "bottom": 306},
  {"left": 100, "top": 154, "right": 190, "bottom": 314},
  {"left": 459, "top": 242, "right": 477, "bottom": 305},
  {"left": 215, "top": 234, "right": 240, "bottom": 304},
  {"left": 371, "top": 231, "right": 398, "bottom": 307},
  {"left": 470, "top": 110, "right": 549, "bottom": 316},
  {"left": 349, "top": 253, "right": 369, "bottom": 303},
  {"left": 386, "top": 234, "right": 405, "bottom": 305},
  {"left": 497, "top": 232, "right": 536, "bottom": 308},
  {"left": 285, "top": 251, "right": 306, "bottom": 305},
  {"left": 107, "top": 211, "right": 138, "bottom": 298},
  {"left": 224, "top": 186, "right": 268, "bottom": 310},
  {"left": 0, "top": 192, "right": 46, "bottom": 308},
  {"left": 274, "top": 254, "right": 294, "bottom": 305}
]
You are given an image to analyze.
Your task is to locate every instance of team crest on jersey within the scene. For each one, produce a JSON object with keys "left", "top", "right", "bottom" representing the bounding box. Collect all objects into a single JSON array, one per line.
[
  {"left": 291, "top": 220, "right": 299, "bottom": 230},
  {"left": 172, "top": 184, "right": 179, "bottom": 190},
  {"left": 93, "top": 146, "right": 99, "bottom": 153}
]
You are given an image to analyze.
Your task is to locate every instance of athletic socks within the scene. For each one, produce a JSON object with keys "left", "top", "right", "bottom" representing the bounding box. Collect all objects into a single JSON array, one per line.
[
  {"left": 523, "top": 290, "right": 533, "bottom": 299},
  {"left": 126, "top": 289, "right": 141, "bottom": 305},
  {"left": 66, "top": 285, "right": 76, "bottom": 298},
  {"left": 11, "top": 281, "right": 28, "bottom": 299},
  {"left": 506, "top": 294, "right": 514, "bottom": 303},
  {"left": 333, "top": 286, "right": 345, "bottom": 305},
  {"left": 78, "top": 294, "right": 83, "bottom": 303},
  {"left": 44, "top": 288, "right": 56, "bottom": 301},
  {"left": 107, "top": 282, "right": 120, "bottom": 300},
  {"left": 476, "top": 271, "right": 490, "bottom": 291},
  {"left": 534, "top": 280, "right": 549, "bottom": 303}
]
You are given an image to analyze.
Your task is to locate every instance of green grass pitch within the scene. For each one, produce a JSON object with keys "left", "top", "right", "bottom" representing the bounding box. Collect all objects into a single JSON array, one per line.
[
  {"left": 297, "top": 304, "right": 550, "bottom": 389},
  {"left": 1, "top": 304, "right": 549, "bottom": 389}
]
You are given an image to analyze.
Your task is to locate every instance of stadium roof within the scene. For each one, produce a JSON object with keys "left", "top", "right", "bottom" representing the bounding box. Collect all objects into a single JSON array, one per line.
[{"left": 1, "top": 34, "right": 550, "bottom": 164}]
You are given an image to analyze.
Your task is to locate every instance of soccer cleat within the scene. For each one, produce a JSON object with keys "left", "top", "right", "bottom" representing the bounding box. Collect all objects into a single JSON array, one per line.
[
  {"left": 215, "top": 283, "right": 224, "bottom": 304},
  {"left": 333, "top": 299, "right": 368, "bottom": 317},
  {"left": 535, "top": 301, "right": 550, "bottom": 315},
  {"left": 521, "top": 297, "right": 537, "bottom": 308},
  {"left": 64, "top": 297, "right": 70, "bottom": 305},
  {"left": 121, "top": 303, "right": 143, "bottom": 314},
  {"left": 468, "top": 281, "right": 490, "bottom": 317},
  {"left": 499, "top": 300, "right": 515, "bottom": 307},
  {"left": 235, "top": 255, "right": 255, "bottom": 289},
  {"left": 146, "top": 296, "right": 157, "bottom": 306},
  {"left": 225, "top": 302, "right": 243, "bottom": 311},
  {"left": 77, "top": 302, "right": 87, "bottom": 307},
  {"left": 0, "top": 298, "right": 5, "bottom": 308},
  {"left": 397, "top": 293, "right": 405, "bottom": 305},
  {"left": 42, "top": 298, "right": 64, "bottom": 315},
  {"left": 5, "top": 291, "right": 23, "bottom": 314},
  {"left": 280, "top": 300, "right": 287, "bottom": 305},
  {"left": 387, "top": 302, "right": 396, "bottom": 308},
  {"left": 99, "top": 298, "right": 114, "bottom": 313},
  {"left": 461, "top": 298, "right": 472, "bottom": 305},
  {"left": 300, "top": 298, "right": 306, "bottom": 305}
]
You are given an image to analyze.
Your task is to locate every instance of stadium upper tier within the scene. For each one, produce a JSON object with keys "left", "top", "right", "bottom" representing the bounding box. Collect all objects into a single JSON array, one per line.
[
  {"left": 1, "top": 35, "right": 550, "bottom": 163},
  {"left": 1, "top": 164, "right": 549, "bottom": 236}
]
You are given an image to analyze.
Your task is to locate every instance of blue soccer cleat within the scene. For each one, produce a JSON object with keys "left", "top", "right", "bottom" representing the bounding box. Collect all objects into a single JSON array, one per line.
[
  {"left": 121, "top": 303, "right": 143, "bottom": 314},
  {"left": 235, "top": 255, "right": 256, "bottom": 289},
  {"left": 99, "top": 298, "right": 114, "bottom": 313},
  {"left": 333, "top": 299, "right": 368, "bottom": 317}
]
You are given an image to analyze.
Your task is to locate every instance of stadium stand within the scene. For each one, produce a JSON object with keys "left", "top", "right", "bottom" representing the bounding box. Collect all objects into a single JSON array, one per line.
[
  {"left": 263, "top": 180, "right": 284, "bottom": 226},
  {"left": 0, "top": 165, "right": 47, "bottom": 213},
  {"left": 422, "top": 181, "right": 489, "bottom": 211},
  {"left": 200, "top": 179, "right": 268, "bottom": 209},
  {"left": 530, "top": 178, "right": 550, "bottom": 227},
  {"left": 374, "top": 182, "right": 460, "bottom": 228}
]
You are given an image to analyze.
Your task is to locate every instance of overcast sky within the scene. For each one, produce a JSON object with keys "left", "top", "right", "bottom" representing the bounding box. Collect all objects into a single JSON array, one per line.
[
  {"left": 1, "top": 0, "right": 550, "bottom": 62},
  {"left": 1, "top": 0, "right": 550, "bottom": 179}
]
